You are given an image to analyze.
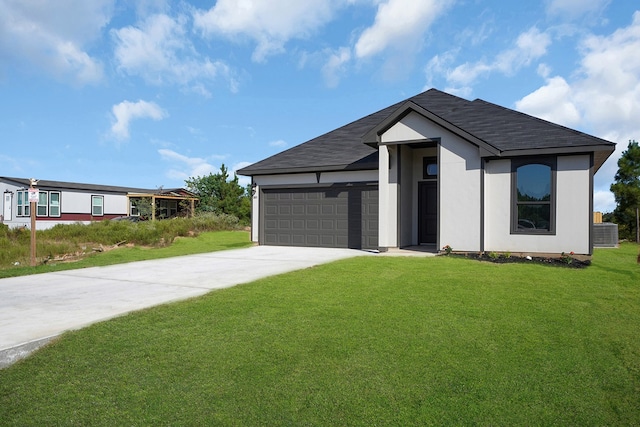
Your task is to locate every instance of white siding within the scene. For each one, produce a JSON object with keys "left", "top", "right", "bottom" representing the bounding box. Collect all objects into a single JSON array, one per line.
[{"left": 484, "top": 155, "right": 591, "bottom": 254}]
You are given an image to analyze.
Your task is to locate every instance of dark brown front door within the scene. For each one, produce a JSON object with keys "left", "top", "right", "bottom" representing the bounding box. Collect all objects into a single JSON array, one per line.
[{"left": 418, "top": 181, "right": 437, "bottom": 244}]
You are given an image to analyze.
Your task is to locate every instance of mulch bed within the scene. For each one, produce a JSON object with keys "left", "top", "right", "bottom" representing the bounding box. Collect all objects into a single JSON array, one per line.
[{"left": 444, "top": 252, "right": 591, "bottom": 268}]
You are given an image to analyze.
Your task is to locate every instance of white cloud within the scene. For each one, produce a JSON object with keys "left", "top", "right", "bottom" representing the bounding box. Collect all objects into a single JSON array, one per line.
[
  {"left": 0, "top": 0, "right": 112, "bottom": 84},
  {"left": 354, "top": 0, "right": 451, "bottom": 59},
  {"left": 516, "top": 12, "right": 640, "bottom": 212},
  {"left": 445, "top": 27, "right": 551, "bottom": 89},
  {"left": 110, "top": 100, "right": 168, "bottom": 140},
  {"left": 269, "top": 140, "right": 287, "bottom": 147},
  {"left": 112, "top": 13, "right": 237, "bottom": 95},
  {"left": 546, "top": 0, "right": 610, "bottom": 20},
  {"left": 515, "top": 76, "right": 581, "bottom": 127},
  {"left": 193, "top": 0, "right": 338, "bottom": 62},
  {"left": 158, "top": 148, "right": 217, "bottom": 182},
  {"left": 321, "top": 47, "right": 352, "bottom": 88}
]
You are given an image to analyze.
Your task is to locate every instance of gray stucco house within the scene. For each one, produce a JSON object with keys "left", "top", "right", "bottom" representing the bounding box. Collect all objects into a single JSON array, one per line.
[{"left": 238, "top": 89, "right": 615, "bottom": 255}]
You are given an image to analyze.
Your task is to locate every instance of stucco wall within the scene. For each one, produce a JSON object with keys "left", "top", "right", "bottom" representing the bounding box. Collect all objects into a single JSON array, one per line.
[
  {"left": 439, "top": 133, "right": 482, "bottom": 252},
  {"left": 484, "top": 155, "right": 591, "bottom": 254},
  {"left": 380, "top": 111, "right": 482, "bottom": 251}
]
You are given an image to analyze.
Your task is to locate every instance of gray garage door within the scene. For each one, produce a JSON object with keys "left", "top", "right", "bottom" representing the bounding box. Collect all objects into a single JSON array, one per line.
[{"left": 261, "top": 185, "right": 378, "bottom": 250}]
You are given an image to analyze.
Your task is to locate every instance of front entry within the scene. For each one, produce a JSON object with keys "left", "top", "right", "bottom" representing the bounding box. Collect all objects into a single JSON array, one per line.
[{"left": 418, "top": 181, "right": 437, "bottom": 244}]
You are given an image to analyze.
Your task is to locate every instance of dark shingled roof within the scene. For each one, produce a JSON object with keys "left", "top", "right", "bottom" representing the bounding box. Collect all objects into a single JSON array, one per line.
[
  {"left": 238, "top": 89, "right": 615, "bottom": 176},
  {"left": 0, "top": 177, "right": 155, "bottom": 194}
]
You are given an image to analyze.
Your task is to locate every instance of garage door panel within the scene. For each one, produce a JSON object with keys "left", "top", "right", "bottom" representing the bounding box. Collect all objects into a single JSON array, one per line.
[{"left": 262, "top": 186, "right": 378, "bottom": 249}]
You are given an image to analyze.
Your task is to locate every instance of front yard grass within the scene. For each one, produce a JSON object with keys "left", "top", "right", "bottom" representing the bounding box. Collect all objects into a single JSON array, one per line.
[{"left": 1, "top": 244, "right": 639, "bottom": 425}]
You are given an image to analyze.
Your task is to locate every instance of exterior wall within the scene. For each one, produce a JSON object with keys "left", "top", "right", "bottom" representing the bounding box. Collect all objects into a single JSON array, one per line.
[
  {"left": 250, "top": 170, "right": 378, "bottom": 244},
  {"left": 378, "top": 145, "right": 398, "bottom": 248},
  {"left": 484, "top": 155, "right": 591, "bottom": 254},
  {"left": 0, "top": 180, "right": 130, "bottom": 230},
  {"left": 380, "top": 111, "right": 482, "bottom": 251},
  {"left": 439, "top": 133, "right": 482, "bottom": 252}
]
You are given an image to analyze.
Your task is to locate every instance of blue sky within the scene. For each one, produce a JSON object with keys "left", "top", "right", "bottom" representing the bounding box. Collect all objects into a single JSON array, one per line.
[{"left": 0, "top": 0, "right": 638, "bottom": 213}]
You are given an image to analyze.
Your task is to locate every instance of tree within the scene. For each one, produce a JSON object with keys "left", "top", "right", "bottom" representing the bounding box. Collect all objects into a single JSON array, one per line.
[
  {"left": 610, "top": 140, "right": 640, "bottom": 242},
  {"left": 185, "top": 164, "right": 251, "bottom": 224}
]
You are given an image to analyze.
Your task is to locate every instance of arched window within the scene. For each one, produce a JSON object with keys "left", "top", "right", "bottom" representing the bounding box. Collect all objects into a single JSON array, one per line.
[{"left": 511, "top": 158, "right": 556, "bottom": 234}]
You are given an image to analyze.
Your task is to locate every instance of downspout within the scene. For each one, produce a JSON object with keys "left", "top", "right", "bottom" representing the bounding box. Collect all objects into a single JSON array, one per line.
[
  {"left": 589, "top": 153, "right": 594, "bottom": 255},
  {"left": 480, "top": 158, "right": 485, "bottom": 253}
]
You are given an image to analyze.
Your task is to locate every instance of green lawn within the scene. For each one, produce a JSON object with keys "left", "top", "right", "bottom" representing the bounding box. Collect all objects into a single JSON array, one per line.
[{"left": 1, "top": 244, "right": 639, "bottom": 425}]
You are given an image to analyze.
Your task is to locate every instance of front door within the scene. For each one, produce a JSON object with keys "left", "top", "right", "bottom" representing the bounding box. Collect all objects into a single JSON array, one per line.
[
  {"left": 418, "top": 181, "right": 437, "bottom": 244},
  {"left": 3, "top": 192, "right": 12, "bottom": 222}
]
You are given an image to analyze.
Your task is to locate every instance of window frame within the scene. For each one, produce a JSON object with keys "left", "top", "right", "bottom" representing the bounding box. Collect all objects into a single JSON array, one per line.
[
  {"left": 37, "top": 191, "right": 48, "bottom": 217},
  {"left": 49, "top": 191, "right": 61, "bottom": 217},
  {"left": 510, "top": 157, "right": 557, "bottom": 235},
  {"left": 16, "top": 190, "right": 30, "bottom": 217},
  {"left": 91, "top": 195, "right": 104, "bottom": 216},
  {"left": 422, "top": 156, "right": 438, "bottom": 179}
]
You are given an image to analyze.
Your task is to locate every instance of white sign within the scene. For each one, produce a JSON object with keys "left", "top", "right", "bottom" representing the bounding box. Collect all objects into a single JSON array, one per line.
[{"left": 28, "top": 188, "right": 39, "bottom": 203}]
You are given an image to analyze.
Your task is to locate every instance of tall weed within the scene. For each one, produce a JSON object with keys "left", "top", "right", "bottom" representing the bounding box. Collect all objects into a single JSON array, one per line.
[{"left": 1, "top": 213, "right": 241, "bottom": 269}]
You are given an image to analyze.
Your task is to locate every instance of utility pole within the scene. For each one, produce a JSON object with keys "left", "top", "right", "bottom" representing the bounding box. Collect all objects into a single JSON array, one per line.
[{"left": 29, "top": 178, "right": 38, "bottom": 267}]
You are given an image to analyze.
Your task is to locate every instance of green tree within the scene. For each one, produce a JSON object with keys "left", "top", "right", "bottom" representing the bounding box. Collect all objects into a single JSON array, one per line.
[
  {"left": 610, "top": 140, "right": 640, "bottom": 242},
  {"left": 185, "top": 164, "right": 251, "bottom": 224}
]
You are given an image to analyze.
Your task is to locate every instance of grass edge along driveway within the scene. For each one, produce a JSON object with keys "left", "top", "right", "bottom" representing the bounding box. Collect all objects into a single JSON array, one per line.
[{"left": 1, "top": 244, "right": 639, "bottom": 426}]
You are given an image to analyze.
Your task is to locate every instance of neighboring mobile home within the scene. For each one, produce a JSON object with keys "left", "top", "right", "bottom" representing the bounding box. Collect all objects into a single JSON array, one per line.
[
  {"left": 238, "top": 89, "right": 616, "bottom": 255},
  {"left": 0, "top": 177, "right": 197, "bottom": 230}
]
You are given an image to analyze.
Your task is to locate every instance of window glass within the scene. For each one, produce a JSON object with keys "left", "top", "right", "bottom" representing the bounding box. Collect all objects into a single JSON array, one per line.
[
  {"left": 50, "top": 192, "right": 60, "bottom": 217},
  {"left": 512, "top": 159, "right": 555, "bottom": 234},
  {"left": 517, "top": 205, "right": 551, "bottom": 231},
  {"left": 92, "top": 196, "right": 104, "bottom": 216},
  {"left": 517, "top": 164, "right": 551, "bottom": 202},
  {"left": 37, "top": 192, "right": 48, "bottom": 216},
  {"left": 423, "top": 157, "right": 438, "bottom": 178}
]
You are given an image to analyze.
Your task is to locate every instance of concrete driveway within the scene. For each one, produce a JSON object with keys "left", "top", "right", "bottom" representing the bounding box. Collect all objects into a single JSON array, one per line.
[{"left": 0, "top": 245, "right": 371, "bottom": 368}]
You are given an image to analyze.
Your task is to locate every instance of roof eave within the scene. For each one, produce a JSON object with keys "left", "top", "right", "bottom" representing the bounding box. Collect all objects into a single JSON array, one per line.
[{"left": 238, "top": 162, "right": 378, "bottom": 177}]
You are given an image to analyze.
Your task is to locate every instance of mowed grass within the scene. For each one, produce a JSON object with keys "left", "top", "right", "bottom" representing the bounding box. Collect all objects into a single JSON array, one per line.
[{"left": 1, "top": 244, "right": 639, "bottom": 425}]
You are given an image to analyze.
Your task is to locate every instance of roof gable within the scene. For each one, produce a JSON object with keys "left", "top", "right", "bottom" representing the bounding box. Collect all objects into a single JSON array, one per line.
[{"left": 238, "top": 89, "right": 616, "bottom": 176}]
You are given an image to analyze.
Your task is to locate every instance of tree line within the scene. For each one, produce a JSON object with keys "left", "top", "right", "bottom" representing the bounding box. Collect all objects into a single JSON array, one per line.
[
  {"left": 185, "top": 164, "right": 251, "bottom": 225},
  {"left": 609, "top": 140, "right": 640, "bottom": 242}
]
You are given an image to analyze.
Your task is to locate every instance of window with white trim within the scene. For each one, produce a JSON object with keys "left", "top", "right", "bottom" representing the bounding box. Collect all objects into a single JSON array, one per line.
[
  {"left": 511, "top": 158, "right": 556, "bottom": 234},
  {"left": 92, "top": 195, "right": 104, "bottom": 216},
  {"left": 49, "top": 192, "right": 61, "bottom": 217},
  {"left": 16, "top": 190, "right": 30, "bottom": 217},
  {"left": 37, "top": 191, "right": 48, "bottom": 216}
]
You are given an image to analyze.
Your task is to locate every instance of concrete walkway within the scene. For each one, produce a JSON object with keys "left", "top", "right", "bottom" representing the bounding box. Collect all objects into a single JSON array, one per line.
[{"left": 0, "top": 246, "right": 372, "bottom": 368}]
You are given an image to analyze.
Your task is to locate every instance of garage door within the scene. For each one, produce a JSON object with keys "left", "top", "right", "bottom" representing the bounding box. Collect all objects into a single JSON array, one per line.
[{"left": 261, "top": 185, "right": 378, "bottom": 249}]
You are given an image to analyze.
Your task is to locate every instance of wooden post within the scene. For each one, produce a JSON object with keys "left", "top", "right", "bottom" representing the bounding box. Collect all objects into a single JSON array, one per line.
[
  {"left": 636, "top": 206, "right": 640, "bottom": 243},
  {"left": 29, "top": 182, "right": 36, "bottom": 267}
]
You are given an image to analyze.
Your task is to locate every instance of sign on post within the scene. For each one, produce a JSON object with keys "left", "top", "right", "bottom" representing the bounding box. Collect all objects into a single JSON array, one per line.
[{"left": 28, "top": 188, "right": 39, "bottom": 203}]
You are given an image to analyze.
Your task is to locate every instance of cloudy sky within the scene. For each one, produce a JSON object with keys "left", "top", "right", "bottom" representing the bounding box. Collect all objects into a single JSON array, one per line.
[{"left": 0, "top": 0, "right": 638, "bottom": 212}]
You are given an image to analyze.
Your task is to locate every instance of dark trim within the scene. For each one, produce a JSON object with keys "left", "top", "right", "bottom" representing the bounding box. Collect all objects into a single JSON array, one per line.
[
  {"left": 589, "top": 153, "right": 594, "bottom": 255},
  {"left": 257, "top": 181, "right": 378, "bottom": 191},
  {"left": 239, "top": 162, "right": 378, "bottom": 177},
  {"left": 510, "top": 156, "right": 557, "bottom": 235},
  {"left": 480, "top": 158, "right": 485, "bottom": 252},
  {"left": 436, "top": 144, "right": 441, "bottom": 248},
  {"left": 397, "top": 145, "right": 402, "bottom": 247}
]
